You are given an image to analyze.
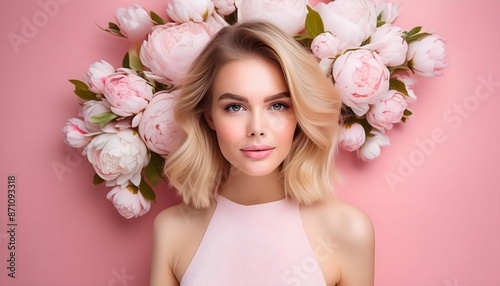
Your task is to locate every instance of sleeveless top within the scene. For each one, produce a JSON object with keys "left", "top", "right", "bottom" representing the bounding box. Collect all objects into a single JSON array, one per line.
[{"left": 180, "top": 194, "right": 327, "bottom": 286}]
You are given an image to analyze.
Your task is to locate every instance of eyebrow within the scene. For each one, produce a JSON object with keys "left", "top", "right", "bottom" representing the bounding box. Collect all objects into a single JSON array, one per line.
[{"left": 217, "top": 92, "right": 290, "bottom": 103}]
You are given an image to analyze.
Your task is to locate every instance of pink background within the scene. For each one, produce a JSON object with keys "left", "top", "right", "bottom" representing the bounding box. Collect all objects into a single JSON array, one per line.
[{"left": 1, "top": 0, "right": 499, "bottom": 285}]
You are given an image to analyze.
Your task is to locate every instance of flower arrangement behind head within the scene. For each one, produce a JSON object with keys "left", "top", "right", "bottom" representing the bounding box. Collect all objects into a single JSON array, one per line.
[
  {"left": 63, "top": 0, "right": 446, "bottom": 218},
  {"left": 165, "top": 20, "right": 343, "bottom": 209}
]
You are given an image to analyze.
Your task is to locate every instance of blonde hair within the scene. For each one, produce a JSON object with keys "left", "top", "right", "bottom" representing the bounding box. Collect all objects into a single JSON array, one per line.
[{"left": 164, "top": 20, "right": 342, "bottom": 208}]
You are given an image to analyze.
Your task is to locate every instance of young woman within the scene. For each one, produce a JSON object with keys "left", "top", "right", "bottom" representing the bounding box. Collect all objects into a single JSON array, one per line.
[{"left": 150, "top": 20, "right": 374, "bottom": 286}]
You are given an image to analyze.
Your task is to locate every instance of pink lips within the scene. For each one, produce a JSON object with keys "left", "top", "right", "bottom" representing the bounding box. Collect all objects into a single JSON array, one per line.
[{"left": 240, "top": 145, "right": 275, "bottom": 159}]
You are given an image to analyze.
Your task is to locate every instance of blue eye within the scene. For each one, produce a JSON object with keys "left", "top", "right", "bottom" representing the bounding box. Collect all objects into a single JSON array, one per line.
[
  {"left": 270, "top": 103, "right": 288, "bottom": 111},
  {"left": 225, "top": 104, "right": 244, "bottom": 112}
]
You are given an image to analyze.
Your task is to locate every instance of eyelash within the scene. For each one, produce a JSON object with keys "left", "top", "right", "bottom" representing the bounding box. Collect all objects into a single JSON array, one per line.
[{"left": 223, "top": 102, "right": 289, "bottom": 112}]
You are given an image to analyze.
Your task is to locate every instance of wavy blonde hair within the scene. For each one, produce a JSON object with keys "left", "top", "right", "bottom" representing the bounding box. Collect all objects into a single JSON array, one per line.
[{"left": 164, "top": 20, "right": 342, "bottom": 208}]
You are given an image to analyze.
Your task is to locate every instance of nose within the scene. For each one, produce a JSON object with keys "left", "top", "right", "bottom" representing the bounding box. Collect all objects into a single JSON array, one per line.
[{"left": 247, "top": 111, "right": 266, "bottom": 137}]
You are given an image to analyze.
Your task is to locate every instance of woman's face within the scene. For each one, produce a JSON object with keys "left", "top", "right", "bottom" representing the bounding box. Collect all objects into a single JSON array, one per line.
[{"left": 206, "top": 57, "right": 297, "bottom": 177}]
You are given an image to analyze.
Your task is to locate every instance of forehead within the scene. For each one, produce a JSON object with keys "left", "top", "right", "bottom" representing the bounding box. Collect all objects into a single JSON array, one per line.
[{"left": 212, "top": 57, "right": 288, "bottom": 99}]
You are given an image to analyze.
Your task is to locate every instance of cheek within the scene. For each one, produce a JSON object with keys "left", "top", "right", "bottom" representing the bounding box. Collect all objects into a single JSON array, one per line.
[
  {"left": 213, "top": 116, "right": 243, "bottom": 146},
  {"left": 269, "top": 114, "right": 297, "bottom": 139}
]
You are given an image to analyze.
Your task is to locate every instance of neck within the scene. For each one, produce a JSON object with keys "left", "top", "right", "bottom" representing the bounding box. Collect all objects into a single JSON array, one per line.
[{"left": 218, "top": 166, "right": 285, "bottom": 205}]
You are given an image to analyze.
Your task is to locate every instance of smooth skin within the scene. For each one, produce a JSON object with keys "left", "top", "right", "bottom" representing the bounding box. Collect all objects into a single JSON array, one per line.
[{"left": 150, "top": 57, "right": 375, "bottom": 286}]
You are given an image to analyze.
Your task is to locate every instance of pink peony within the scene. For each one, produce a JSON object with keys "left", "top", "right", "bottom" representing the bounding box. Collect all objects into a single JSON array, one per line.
[
  {"left": 138, "top": 91, "right": 182, "bottom": 156},
  {"left": 81, "top": 100, "right": 111, "bottom": 132},
  {"left": 84, "top": 130, "right": 150, "bottom": 187},
  {"left": 235, "top": 0, "right": 307, "bottom": 35},
  {"left": 339, "top": 123, "right": 366, "bottom": 152},
  {"left": 62, "top": 118, "right": 92, "bottom": 148},
  {"left": 106, "top": 185, "right": 151, "bottom": 219},
  {"left": 373, "top": 0, "right": 400, "bottom": 24},
  {"left": 358, "top": 130, "right": 390, "bottom": 160},
  {"left": 332, "top": 49, "right": 390, "bottom": 116},
  {"left": 366, "top": 90, "right": 408, "bottom": 132},
  {"left": 102, "top": 69, "right": 153, "bottom": 117},
  {"left": 407, "top": 34, "right": 447, "bottom": 77},
  {"left": 315, "top": 0, "right": 377, "bottom": 51},
  {"left": 115, "top": 4, "right": 154, "bottom": 43},
  {"left": 214, "top": 0, "right": 236, "bottom": 16},
  {"left": 311, "top": 32, "right": 342, "bottom": 60},
  {"left": 140, "top": 22, "right": 214, "bottom": 86},
  {"left": 364, "top": 24, "right": 408, "bottom": 67},
  {"left": 166, "top": 0, "right": 214, "bottom": 23},
  {"left": 83, "top": 60, "right": 115, "bottom": 94}
]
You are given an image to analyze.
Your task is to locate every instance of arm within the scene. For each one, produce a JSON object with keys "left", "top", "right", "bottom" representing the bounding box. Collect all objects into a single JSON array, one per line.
[
  {"left": 150, "top": 209, "right": 180, "bottom": 286},
  {"left": 336, "top": 205, "right": 375, "bottom": 286}
]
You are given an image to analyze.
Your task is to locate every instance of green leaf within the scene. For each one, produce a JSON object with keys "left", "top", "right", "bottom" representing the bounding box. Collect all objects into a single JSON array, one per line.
[
  {"left": 122, "top": 52, "right": 130, "bottom": 69},
  {"left": 103, "top": 22, "right": 125, "bottom": 37},
  {"left": 403, "top": 109, "right": 413, "bottom": 116},
  {"left": 128, "top": 45, "right": 143, "bottom": 72},
  {"left": 139, "top": 179, "right": 156, "bottom": 202},
  {"left": 93, "top": 173, "right": 105, "bottom": 185},
  {"left": 69, "top": 79, "right": 97, "bottom": 101},
  {"left": 89, "top": 112, "right": 118, "bottom": 127},
  {"left": 144, "top": 152, "right": 165, "bottom": 186},
  {"left": 376, "top": 12, "right": 385, "bottom": 27},
  {"left": 304, "top": 5, "right": 324, "bottom": 39},
  {"left": 401, "top": 117, "right": 407, "bottom": 123},
  {"left": 388, "top": 65, "right": 410, "bottom": 73},
  {"left": 405, "top": 26, "right": 422, "bottom": 39},
  {"left": 406, "top": 32, "right": 432, "bottom": 44},
  {"left": 150, "top": 11, "right": 165, "bottom": 25},
  {"left": 389, "top": 78, "right": 409, "bottom": 97},
  {"left": 359, "top": 118, "right": 373, "bottom": 137}
]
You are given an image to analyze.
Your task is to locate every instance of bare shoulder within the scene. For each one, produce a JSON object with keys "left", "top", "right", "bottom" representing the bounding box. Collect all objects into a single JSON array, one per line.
[
  {"left": 301, "top": 197, "right": 375, "bottom": 285},
  {"left": 150, "top": 202, "right": 215, "bottom": 285},
  {"left": 154, "top": 202, "right": 203, "bottom": 232},
  {"left": 302, "top": 197, "right": 375, "bottom": 247}
]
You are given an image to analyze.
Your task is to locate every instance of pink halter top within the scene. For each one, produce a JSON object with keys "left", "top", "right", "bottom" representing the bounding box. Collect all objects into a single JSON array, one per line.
[{"left": 180, "top": 194, "right": 327, "bottom": 285}]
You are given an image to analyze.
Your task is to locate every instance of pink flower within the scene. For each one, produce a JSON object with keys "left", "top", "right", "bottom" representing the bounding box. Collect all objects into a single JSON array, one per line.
[
  {"left": 364, "top": 24, "right": 408, "bottom": 66},
  {"left": 407, "top": 34, "right": 447, "bottom": 77},
  {"left": 366, "top": 90, "right": 408, "bottom": 132},
  {"left": 235, "top": 0, "right": 307, "bottom": 35},
  {"left": 84, "top": 130, "right": 150, "bottom": 187},
  {"left": 394, "top": 73, "right": 417, "bottom": 102},
  {"left": 138, "top": 91, "right": 182, "bottom": 156},
  {"left": 140, "top": 22, "right": 214, "bottom": 86},
  {"left": 358, "top": 130, "right": 390, "bottom": 160},
  {"left": 115, "top": 4, "right": 154, "bottom": 43},
  {"left": 83, "top": 60, "right": 115, "bottom": 94},
  {"left": 106, "top": 185, "right": 151, "bottom": 219},
  {"left": 339, "top": 123, "right": 366, "bottom": 152},
  {"left": 102, "top": 69, "right": 153, "bottom": 117},
  {"left": 166, "top": 0, "right": 214, "bottom": 23},
  {"left": 81, "top": 100, "right": 111, "bottom": 132},
  {"left": 373, "top": 0, "right": 399, "bottom": 24},
  {"left": 332, "top": 49, "right": 390, "bottom": 116},
  {"left": 214, "top": 0, "right": 236, "bottom": 16},
  {"left": 315, "top": 0, "right": 377, "bottom": 50},
  {"left": 311, "top": 32, "right": 341, "bottom": 60},
  {"left": 63, "top": 118, "right": 92, "bottom": 148}
]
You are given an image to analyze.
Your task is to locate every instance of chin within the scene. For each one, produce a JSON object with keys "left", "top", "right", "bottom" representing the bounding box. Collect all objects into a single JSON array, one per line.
[{"left": 230, "top": 164, "right": 280, "bottom": 177}]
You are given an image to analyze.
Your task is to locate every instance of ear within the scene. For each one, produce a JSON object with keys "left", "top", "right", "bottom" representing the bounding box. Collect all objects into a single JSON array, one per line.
[{"left": 204, "top": 109, "right": 215, "bottom": 130}]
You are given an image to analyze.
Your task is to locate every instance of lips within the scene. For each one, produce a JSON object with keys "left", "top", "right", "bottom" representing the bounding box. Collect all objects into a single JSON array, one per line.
[
  {"left": 240, "top": 145, "right": 275, "bottom": 159},
  {"left": 240, "top": 145, "right": 274, "bottom": 151}
]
